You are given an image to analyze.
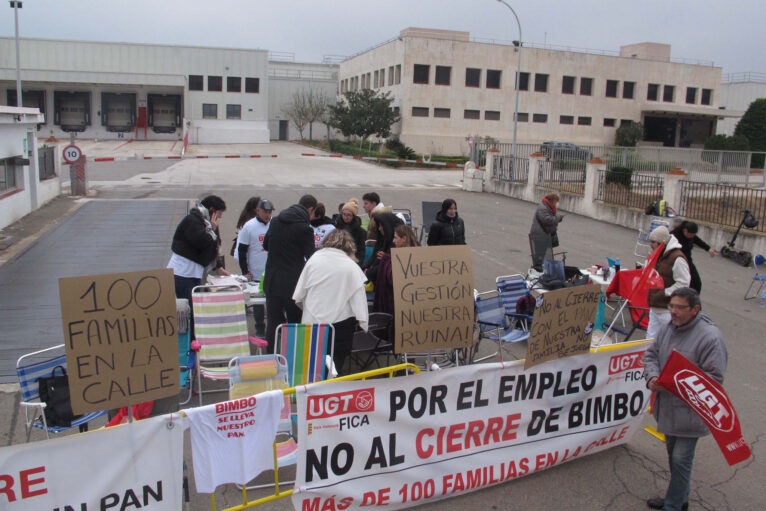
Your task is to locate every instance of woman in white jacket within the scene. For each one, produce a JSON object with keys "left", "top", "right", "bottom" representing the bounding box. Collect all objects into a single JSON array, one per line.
[{"left": 293, "top": 229, "right": 369, "bottom": 374}]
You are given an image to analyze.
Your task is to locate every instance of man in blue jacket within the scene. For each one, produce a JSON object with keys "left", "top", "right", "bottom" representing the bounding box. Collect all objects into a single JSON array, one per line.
[{"left": 262, "top": 194, "right": 316, "bottom": 351}]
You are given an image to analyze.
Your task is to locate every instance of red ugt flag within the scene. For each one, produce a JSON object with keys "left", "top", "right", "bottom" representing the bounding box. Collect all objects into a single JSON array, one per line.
[{"left": 656, "top": 350, "right": 751, "bottom": 465}]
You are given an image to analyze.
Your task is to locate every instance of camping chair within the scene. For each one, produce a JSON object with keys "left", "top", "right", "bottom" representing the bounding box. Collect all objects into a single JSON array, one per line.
[
  {"left": 472, "top": 289, "right": 530, "bottom": 363},
  {"left": 349, "top": 313, "right": 394, "bottom": 372},
  {"left": 635, "top": 218, "right": 670, "bottom": 258},
  {"left": 744, "top": 254, "right": 766, "bottom": 300},
  {"left": 496, "top": 274, "right": 533, "bottom": 322},
  {"left": 228, "top": 354, "right": 297, "bottom": 489},
  {"left": 419, "top": 201, "right": 442, "bottom": 244},
  {"left": 177, "top": 298, "right": 194, "bottom": 405},
  {"left": 16, "top": 344, "right": 107, "bottom": 441},
  {"left": 275, "top": 323, "right": 336, "bottom": 386},
  {"left": 191, "top": 285, "right": 261, "bottom": 405},
  {"left": 529, "top": 231, "right": 566, "bottom": 271}
]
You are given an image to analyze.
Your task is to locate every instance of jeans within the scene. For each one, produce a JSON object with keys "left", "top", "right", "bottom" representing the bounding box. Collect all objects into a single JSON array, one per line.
[
  {"left": 249, "top": 304, "right": 266, "bottom": 338},
  {"left": 332, "top": 317, "right": 357, "bottom": 376},
  {"left": 663, "top": 435, "right": 698, "bottom": 510}
]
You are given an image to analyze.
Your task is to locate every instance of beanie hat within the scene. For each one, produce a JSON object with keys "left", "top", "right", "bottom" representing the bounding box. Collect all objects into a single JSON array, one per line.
[
  {"left": 342, "top": 198, "right": 359, "bottom": 216},
  {"left": 648, "top": 225, "right": 670, "bottom": 244}
]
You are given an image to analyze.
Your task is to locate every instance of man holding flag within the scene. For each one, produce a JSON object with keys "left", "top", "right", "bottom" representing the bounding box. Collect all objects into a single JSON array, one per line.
[{"left": 643, "top": 287, "right": 728, "bottom": 511}]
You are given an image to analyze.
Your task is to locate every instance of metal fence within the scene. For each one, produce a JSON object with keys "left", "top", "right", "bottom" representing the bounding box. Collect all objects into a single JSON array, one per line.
[
  {"left": 491, "top": 154, "right": 529, "bottom": 182},
  {"left": 679, "top": 181, "right": 766, "bottom": 233},
  {"left": 472, "top": 141, "right": 766, "bottom": 186},
  {"left": 536, "top": 160, "right": 586, "bottom": 195},
  {"left": 38, "top": 145, "right": 56, "bottom": 180},
  {"left": 596, "top": 169, "right": 664, "bottom": 210}
]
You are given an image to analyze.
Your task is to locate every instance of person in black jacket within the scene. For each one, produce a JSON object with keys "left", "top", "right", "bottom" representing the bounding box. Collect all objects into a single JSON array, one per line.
[
  {"left": 670, "top": 220, "right": 715, "bottom": 294},
  {"left": 334, "top": 198, "right": 366, "bottom": 264},
  {"left": 427, "top": 198, "right": 466, "bottom": 246},
  {"left": 363, "top": 212, "right": 403, "bottom": 283},
  {"left": 167, "top": 195, "right": 226, "bottom": 332},
  {"left": 262, "top": 194, "right": 317, "bottom": 350}
]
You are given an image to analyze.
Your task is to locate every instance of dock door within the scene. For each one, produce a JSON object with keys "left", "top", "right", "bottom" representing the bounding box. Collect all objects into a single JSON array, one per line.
[
  {"left": 54, "top": 91, "right": 91, "bottom": 132},
  {"left": 147, "top": 94, "right": 182, "bottom": 134},
  {"left": 101, "top": 93, "right": 136, "bottom": 132}
]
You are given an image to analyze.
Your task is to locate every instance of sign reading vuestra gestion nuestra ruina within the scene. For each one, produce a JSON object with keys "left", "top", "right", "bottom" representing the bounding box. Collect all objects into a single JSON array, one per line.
[{"left": 59, "top": 269, "right": 179, "bottom": 415}]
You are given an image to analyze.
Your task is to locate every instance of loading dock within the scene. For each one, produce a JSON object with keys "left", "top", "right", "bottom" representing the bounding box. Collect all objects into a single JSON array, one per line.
[
  {"left": 147, "top": 94, "right": 181, "bottom": 134},
  {"left": 101, "top": 92, "right": 136, "bottom": 132},
  {"left": 54, "top": 91, "right": 91, "bottom": 132}
]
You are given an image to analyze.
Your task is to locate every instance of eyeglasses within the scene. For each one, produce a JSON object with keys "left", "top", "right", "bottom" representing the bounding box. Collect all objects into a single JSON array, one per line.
[{"left": 667, "top": 303, "right": 691, "bottom": 311}]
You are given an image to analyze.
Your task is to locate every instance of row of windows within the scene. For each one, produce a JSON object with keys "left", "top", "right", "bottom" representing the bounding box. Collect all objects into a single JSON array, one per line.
[
  {"left": 413, "top": 65, "right": 503, "bottom": 89},
  {"left": 411, "top": 107, "right": 500, "bottom": 120},
  {"left": 409, "top": 107, "right": 634, "bottom": 127},
  {"left": 341, "top": 65, "right": 402, "bottom": 93},
  {"left": 202, "top": 103, "right": 242, "bottom": 119},
  {"left": 189, "top": 75, "right": 260, "bottom": 93}
]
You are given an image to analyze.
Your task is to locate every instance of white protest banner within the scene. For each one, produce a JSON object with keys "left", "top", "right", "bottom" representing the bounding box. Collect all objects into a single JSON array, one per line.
[
  {"left": 0, "top": 415, "right": 184, "bottom": 510},
  {"left": 292, "top": 341, "right": 651, "bottom": 511}
]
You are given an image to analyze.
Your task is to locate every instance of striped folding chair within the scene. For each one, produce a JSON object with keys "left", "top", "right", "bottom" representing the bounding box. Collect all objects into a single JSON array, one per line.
[
  {"left": 16, "top": 344, "right": 107, "bottom": 441},
  {"left": 473, "top": 290, "right": 530, "bottom": 363},
  {"left": 496, "top": 274, "right": 531, "bottom": 318},
  {"left": 191, "top": 285, "right": 253, "bottom": 405},
  {"left": 275, "top": 323, "right": 335, "bottom": 387}
]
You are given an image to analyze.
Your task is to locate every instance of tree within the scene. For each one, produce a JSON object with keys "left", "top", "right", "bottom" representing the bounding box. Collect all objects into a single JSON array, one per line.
[
  {"left": 734, "top": 98, "right": 766, "bottom": 167},
  {"left": 703, "top": 134, "right": 750, "bottom": 151},
  {"left": 614, "top": 122, "right": 643, "bottom": 147},
  {"left": 305, "top": 89, "right": 332, "bottom": 141},
  {"left": 328, "top": 89, "right": 400, "bottom": 144},
  {"left": 282, "top": 90, "right": 311, "bottom": 139}
]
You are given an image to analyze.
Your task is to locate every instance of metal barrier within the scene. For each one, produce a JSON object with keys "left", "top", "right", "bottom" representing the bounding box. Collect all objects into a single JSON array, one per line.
[
  {"left": 679, "top": 181, "right": 766, "bottom": 233},
  {"left": 536, "top": 159, "right": 586, "bottom": 195},
  {"left": 38, "top": 145, "right": 56, "bottom": 180},
  {"left": 212, "top": 362, "right": 421, "bottom": 511},
  {"left": 596, "top": 169, "right": 663, "bottom": 209},
  {"left": 492, "top": 154, "right": 529, "bottom": 182}
]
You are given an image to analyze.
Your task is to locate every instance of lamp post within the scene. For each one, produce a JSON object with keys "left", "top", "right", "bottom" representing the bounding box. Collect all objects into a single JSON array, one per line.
[
  {"left": 10, "top": 1, "right": 22, "bottom": 107},
  {"left": 496, "top": 0, "right": 522, "bottom": 172}
]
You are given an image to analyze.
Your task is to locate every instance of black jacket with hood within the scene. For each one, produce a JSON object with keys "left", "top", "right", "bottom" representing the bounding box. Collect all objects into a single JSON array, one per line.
[
  {"left": 427, "top": 211, "right": 466, "bottom": 246},
  {"left": 263, "top": 204, "right": 315, "bottom": 297},
  {"left": 170, "top": 206, "right": 219, "bottom": 267},
  {"left": 334, "top": 214, "right": 366, "bottom": 263}
]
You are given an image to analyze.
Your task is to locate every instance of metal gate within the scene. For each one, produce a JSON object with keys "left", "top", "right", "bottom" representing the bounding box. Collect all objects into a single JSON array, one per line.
[{"left": 38, "top": 145, "right": 56, "bottom": 180}]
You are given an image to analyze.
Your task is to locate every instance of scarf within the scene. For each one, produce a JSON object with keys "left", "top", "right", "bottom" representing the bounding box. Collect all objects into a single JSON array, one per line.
[{"left": 542, "top": 197, "right": 557, "bottom": 214}]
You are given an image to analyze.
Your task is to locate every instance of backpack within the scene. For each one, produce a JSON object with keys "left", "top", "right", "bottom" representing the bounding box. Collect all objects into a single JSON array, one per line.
[
  {"left": 37, "top": 366, "right": 81, "bottom": 427},
  {"left": 516, "top": 294, "right": 536, "bottom": 316}
]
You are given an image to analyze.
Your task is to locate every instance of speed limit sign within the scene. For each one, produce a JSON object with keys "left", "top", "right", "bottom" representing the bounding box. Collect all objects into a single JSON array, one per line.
[{"left": 63, "top": 144, "right": 82, "bottom": 163}]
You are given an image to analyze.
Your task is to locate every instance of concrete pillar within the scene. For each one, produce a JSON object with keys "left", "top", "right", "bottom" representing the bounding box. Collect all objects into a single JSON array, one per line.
[
  {"left": 485, "top": 148, "right": 498, "bottom": 176},
  {"left": 525, "top": 152, "right": 545, "bottom": 202},
  {"left": 583, "top": 158, "right": 606, "bottom": 217},
  {"left": 26, "top": 130, "right": 39, "bottom": 210},
  {"left": 663, "top": 168, "right": 688, "bottom": 212}
]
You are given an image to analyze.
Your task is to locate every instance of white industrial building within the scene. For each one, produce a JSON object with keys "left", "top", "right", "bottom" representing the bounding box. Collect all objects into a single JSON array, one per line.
[
  {"left": 339, "top": 28, "right": 739, "bottom": 155},
  {"left": 717, "top": 72, "right": 766, "bottom": 136}
]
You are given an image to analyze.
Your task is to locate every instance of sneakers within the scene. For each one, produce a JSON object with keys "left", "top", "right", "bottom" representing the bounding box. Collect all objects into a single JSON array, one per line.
[{"left": 646, "top": 498, "right": 688, "bottom": 510}]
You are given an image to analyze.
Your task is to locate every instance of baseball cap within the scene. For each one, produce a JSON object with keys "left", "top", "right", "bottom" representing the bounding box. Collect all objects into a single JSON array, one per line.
[{"left": 258, "top": 199, "right": 275, "bottom": 211}]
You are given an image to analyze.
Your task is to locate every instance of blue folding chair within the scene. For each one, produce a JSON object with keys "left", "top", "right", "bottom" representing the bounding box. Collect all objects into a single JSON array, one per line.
[
  {"left": 16, "top": 344, "right": 107, "bottom": 441},
  {"left": 496, "top": 274, "right": 533, "bottom": 323},
  {"left": 473, "top": 290, "right": 530, "bottom": 363},
  {"left": 744, "top": 254, "right": 766, "bottom": 300}
]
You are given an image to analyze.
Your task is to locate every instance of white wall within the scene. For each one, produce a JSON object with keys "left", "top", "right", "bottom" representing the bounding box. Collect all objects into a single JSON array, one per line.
[
  {"left": 717, "top": 80, "right": 766, "bottom": 135},
  {"left": 188, "top": 120, "right": 269, "bottom": 144}
]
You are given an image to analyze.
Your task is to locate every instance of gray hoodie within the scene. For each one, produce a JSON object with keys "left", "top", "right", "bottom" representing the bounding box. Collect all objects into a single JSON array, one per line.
[{"left": 643, "top": 312, "right": 728, "bottom": 437}]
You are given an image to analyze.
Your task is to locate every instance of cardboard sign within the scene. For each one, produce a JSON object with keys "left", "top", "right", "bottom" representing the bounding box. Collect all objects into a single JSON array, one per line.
[
  {"left": 59, "top": 269, "right": 179, "bottom": 414},
  {"left": 525, "top": 284, "right": 601, "bottom": 370},
  {"left": 392, "top": 245, "right": 474, "bottom": 353}
]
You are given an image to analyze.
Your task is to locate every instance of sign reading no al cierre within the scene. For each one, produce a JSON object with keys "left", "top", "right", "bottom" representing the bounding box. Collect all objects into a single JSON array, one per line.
[
  {"left": 59, "top": 269, "right": 180, "bottom": 415},
  {"left": 392, "top": 245, "right": 474, "bottom": 353}
]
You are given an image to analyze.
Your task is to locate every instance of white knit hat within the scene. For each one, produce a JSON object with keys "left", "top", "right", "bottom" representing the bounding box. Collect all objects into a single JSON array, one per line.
[{"left": 648, "top": 225, "right": 670, "bottom": 243}]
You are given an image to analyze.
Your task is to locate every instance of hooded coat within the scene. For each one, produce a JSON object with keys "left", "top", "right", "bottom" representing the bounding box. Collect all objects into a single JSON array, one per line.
[
  {"left": 263, "top": 204, "right": 315, "bottom": 297},
  {"left": 170, "top": 205, "right": 219, "bottom": 267},
  {"left": 427, "top": 211, "right": 466, "bottom": 246},
  {"left": 334, "top": 214, "right": 366, "bottom": 263},
  {"left": 643, "top": 312, "right": 728, "bottom": 437}
]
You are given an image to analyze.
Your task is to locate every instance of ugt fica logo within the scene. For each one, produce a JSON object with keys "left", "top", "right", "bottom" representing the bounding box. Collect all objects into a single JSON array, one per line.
[
  {"left": 674, "top": 370, "right": 734, "bottom": 432},
  {"left": 307, "top": 388, "right": 374, "bottom": 419}
]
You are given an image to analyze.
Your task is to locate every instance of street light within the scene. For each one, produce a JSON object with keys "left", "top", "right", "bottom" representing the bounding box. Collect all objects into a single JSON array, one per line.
[
  {"left": 496, "top": 0, "right": 522, "bottom": 173},
  {"left": 10, "top": 1, "right": 22, "bottom": 107}
]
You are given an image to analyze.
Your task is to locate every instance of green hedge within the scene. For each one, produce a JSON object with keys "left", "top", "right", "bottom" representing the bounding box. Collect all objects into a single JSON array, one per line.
[{"left": 606, "top": 165, "right": 633, "bottom": 187}]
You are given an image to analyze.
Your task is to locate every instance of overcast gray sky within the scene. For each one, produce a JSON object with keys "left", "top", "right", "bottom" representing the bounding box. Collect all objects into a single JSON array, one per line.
[{"left": 3, "top": 0, "right": 764, "bottom": 75}]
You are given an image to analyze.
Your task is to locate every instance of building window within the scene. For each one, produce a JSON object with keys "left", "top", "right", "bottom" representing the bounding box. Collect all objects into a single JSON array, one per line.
[
  {"left": 465, "top": 68, "right": 481, "bottom": 87},
  {"left": 392, "top": 106, "right": 400, "bottom": 116},
  {"left": 686, "top": 87, "right": 697, "bottom": 104},
  {"left": 412, "top": 107, "right": 429, "bottom": 117},
  {"left": 374, "top": 70, "right": 379, "bottom": 88},
  {"left": 701, "top": 88, "right": 712, "bottom": 105},
  {"left": 623, "top": 81, "right": 635, "bottom": 99},
  {"left": 202, "top": 103, "right": 217, "bottom": 119},
  {"left": 620, "top": 119, "right": 634, "bottom": 127},
  {"left": 532, "top": 113, "right": 548, "bottom": 123},
  {"left": 663, "top": 85, "right": 675, "bottom": 102},
  {"left": 227, "top": 77, "right": 241, "bottom": 93},
  {"left": 189, "top": 75, "right": 203, "bottom": 91},
  {"left": 388, "top": 66, "right": 394, "bottom": 86},
  {"left": 515, "top": 112, "right": 529, "bottom": 122},
  {"left": 0, "top": 158, "right": 18, "bottom": 192},
  {"left": 516, "top": 72, "right": 529, "bottom": 91},
  {"left": 605, "top": 79, "right": 618, "bottom": 98},
  {"left": 379, "top": 68, "right": 385, "bottom": 87},
  {"left": 413, "top": 64, "right": 429, "bottom": 84},
  {"left": 647, "top": 83, "right": 659, "bottom": 101},
  {"left": 435, "top": 66, "right": 451, "bottom": 86},
  {"left": 395, "top": 65, "right": 401, "bottom": 84},
  {"left": 226, "top": 104, "right": 241, "bottom": 119},
  {"left": 208, "top": 76, "right": 222, "bottom": 92},
  {"left": 562, "top": 76, "right": 575, "bottom": 94},
  {"left": 534, "top": 73, "right": 549, "bottom": 92},
  {"left": 486, "top": 69, "right": 502, "bottom": 89},
  {"left": 433, "top": 108, "right": 451, "bottom": 118},
  {"left": 603, "top": 118, "right": 616, "bottom": 127},
  {"left": 485, "top": 110, "right": 501, "bottom": 121},
  {"left": 578, "top": 116, "right": 592, "bottom": 126},
  {"left": 560, "top": 115, "right": 574, "bottom": 125},
  {"left": 464, "top": 109, "right": 480, "bottom": 119},
  {"left": 580, "top": 77, "right": 593, "bottom": 96},
  {"left": 366, "top": 72, "right": 371, "bottom": 88}
]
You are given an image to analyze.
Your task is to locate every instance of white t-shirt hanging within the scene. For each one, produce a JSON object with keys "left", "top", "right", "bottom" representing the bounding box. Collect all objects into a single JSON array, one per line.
[
  {"left": 184, "top": 389, "right": 284, "bottom": 493},
  {"left": 237, "top": 217, "right": 270, "bottom": 278},
  {"left": 312, "top": 223, "right": 336, "bottom": 249}
]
